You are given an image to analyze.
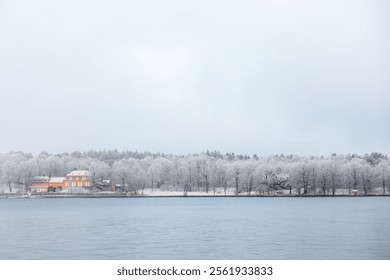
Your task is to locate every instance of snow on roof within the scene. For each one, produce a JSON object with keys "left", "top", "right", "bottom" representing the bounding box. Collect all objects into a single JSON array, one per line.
[
  {"left": 49, "top": 177, "right": 65, "bottom": 183},
  {"left": 66, "top": 170, "right": 91, "bottom": 176},
  {"left": 98, "top": 180, "right": 112, "bottom": 186}
]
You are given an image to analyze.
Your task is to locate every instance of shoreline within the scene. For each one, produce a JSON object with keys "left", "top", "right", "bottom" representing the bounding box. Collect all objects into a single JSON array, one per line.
[{"left": 1, "top": 193, "right": 389, "bottom": 199}]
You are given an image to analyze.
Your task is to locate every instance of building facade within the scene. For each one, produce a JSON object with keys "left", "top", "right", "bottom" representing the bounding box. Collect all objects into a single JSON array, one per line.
[
  {"left": 65, "top": 170, "right": 92, "bottom": 189},
  {"left": 31, "top": 176, "right": 51, "bottom": 192},
  {"left": 31, "top": 170, "right": 92, "bottom": 192}
]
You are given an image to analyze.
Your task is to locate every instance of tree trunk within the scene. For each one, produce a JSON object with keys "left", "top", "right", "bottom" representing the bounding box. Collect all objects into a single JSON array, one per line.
[
  {"left": 234, "top": 171, "right": 239, "bottom": 195},
  {"left": 383, "top": 177, "right": 386, "bottom": 195}
]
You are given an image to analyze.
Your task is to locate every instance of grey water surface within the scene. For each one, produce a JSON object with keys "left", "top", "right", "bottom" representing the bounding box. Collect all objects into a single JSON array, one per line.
[{"left": 0, "top": 197, "right": 389, "bottom": 259}]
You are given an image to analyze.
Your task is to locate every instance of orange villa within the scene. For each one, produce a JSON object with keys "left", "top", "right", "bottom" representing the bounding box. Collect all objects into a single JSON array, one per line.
[
  {"left": 65, "top": 170, "right": 92, "bottom": 189},
  {"left": 31, "top": 170, "right": 92, "bottom": 193}
]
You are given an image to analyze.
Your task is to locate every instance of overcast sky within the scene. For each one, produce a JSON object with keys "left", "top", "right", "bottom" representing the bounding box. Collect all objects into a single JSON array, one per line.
[{"left": 0, "top": 0, "right": 389, "bottom": 156}]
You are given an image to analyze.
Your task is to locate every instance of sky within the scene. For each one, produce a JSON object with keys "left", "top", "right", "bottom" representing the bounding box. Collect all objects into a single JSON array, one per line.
[{"left": 0, "top": 0, "right": 389, "bottom": 156}]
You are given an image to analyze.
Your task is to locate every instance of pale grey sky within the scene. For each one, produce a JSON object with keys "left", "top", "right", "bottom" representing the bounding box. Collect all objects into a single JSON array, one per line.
[{"left": 0, "top": 0, "right": 389, "bottom": 156}]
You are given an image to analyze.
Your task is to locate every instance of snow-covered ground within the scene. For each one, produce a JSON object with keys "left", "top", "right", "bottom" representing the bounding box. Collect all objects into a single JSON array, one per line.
[
  {"left": 60, "top": 187, "right": 91, "bottom": 194},
  {"left": 1, "top": 184, "right": 387, "bottom": 197},
  {"left": 140, "top": 188, "right": 229, "bottom": 196},
  {"left": 137, "top": 187, "right": 289, "bottom": 196}
]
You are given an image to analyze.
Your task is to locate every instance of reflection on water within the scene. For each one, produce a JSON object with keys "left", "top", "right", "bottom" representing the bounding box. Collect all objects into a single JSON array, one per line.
[{"left": 0, "top": 197, "right": 389, "bottom": 259}]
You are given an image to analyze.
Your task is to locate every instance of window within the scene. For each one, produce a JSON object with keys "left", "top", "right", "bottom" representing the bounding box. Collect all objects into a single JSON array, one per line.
[
  {"left": 78, "top": 182, "right": 82, "bottom": 187},
  {"left": 85, "top": 182, "right": 89, "bottom": 187},
  {"left": 72, "top": 182, "right": 76, "bottom": 187}
]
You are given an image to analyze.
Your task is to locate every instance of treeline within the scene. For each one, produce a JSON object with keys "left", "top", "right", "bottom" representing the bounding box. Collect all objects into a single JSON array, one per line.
[{"left": 0, "top": 150, "right": 389, "bottom": 195}]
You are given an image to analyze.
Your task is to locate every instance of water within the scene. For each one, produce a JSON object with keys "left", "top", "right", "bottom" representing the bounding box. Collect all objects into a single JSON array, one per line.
[{"left": 0, "top": 197, "right": 389, "bottom": 259}]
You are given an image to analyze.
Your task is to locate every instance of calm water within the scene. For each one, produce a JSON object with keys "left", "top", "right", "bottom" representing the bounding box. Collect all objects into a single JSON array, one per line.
[{"left": 0, "top": 197, "right": 389, "bottom": 259}]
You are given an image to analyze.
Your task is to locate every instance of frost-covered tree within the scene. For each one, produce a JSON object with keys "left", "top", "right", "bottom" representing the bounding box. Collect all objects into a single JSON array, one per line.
[
  {"left": 345, "top": 159, "right": 362, "bottom": 193},
  {"left": 90, "top": 160, "right": 111, "bottom": 182},
  {"left": 376, "top": 161, "right": 390, "bottom": 194},
  {"left": 290, "top": 162, "right": 311, "bottom": 195},
  {"left": 0, "top": 150, "right": 389, "bottom": 196},
  {"left": 112, "top": 159, "right": 133, "bottom": 192},
  {"left": 328, "top": 160, "right": 341, "bottom": 195},
  {"left": 361, "top": 163, "right": 374, "bottom": 195}
]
